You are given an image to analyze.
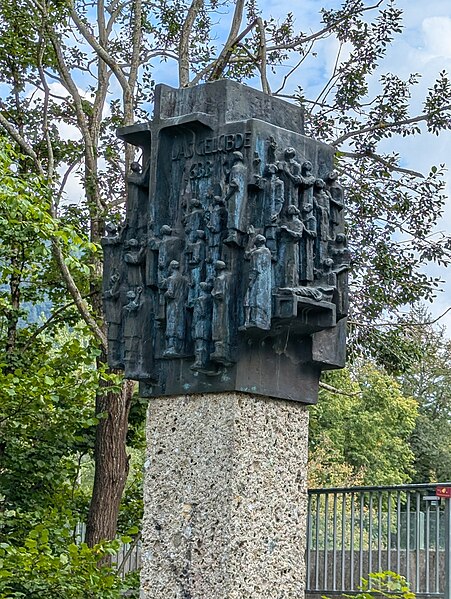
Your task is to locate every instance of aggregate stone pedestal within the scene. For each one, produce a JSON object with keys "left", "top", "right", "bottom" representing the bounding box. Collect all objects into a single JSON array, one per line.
[{"left": 141, "top": 392, "right": 309, "bottom": 599}]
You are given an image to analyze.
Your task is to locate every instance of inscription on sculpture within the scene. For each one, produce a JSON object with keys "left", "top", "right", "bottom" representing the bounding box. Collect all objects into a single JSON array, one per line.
[{"left": 103, "top": 80, "right": 349, "bottom": 403}]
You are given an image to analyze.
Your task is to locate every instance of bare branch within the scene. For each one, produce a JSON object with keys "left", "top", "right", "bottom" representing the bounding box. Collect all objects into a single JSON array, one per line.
[
  {"left": 256, "top": 17, "right": 270, "bottom": 95},
  {"left": 339, "top": 151, "right": 425, "bottom": 178},
  {"left": 128, "top": 0, "right": 142, "bottom": 99},
  {"left": 0, "top": 108, "right": 45, "bottom": 176},
  {"left": 179, "top": 0, "right": 205, "bottom": 87},
  {"left": 23, "top": 291, "right": 98, "bottom": 351},
  {"left": 266, "top": 0, "right": 384, "bottom": 53},
  {"left": 311, "top": 41, "right": 344, "bottom": 111},
  {"left": 51, "top": 242, "right": 108, "bottom": 351},
  {"left": 48, "top": 29, "right": 106, "bottom": 213},
  {"left": 319, "top": 381, "right": 361, "bottom": 397},
  {"left": 332, "top": 105, "right": 451, "bottom": 147},
  {"left": 349, "top": 307, "right": 451, "bottom": 328},
  {"left": 208, "top": 0, "right": 247, "bottom": 81},
  {"left": 274, "top": 42, "right": 314, "bottom": 96},
  {"left": 56, "top": 159, "right": 82, "bottom": 206},
  {"left": 70, "top": 6, "right": 133, "bottom": 119},
  {"left": 37, "top": 21, "right": 55, "bottom": 183},
  {"left": 193, "top": 18, "right": 257, "bottom": 85}
]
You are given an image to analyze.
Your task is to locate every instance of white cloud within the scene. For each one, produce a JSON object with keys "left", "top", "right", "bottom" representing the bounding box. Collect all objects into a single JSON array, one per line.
[{"left": 422, "top": 16, "right": 451, "bottom": 59}]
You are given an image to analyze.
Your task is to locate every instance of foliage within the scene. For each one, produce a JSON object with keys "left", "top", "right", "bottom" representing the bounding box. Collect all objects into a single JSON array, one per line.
[
  {"left": 309, "top": 365, "right": 418, "bottom": 487},
  {"left": 0, "top": 142, "right": 141, "bottom": 595},
  {"left": 396, "top": 306, "right": 451, "bottom": 482},
  {"left": 0, "top": 517, "right": 127, "bottom": 599},
  {"left": 324, "top": 571, "right": 415, "bottom": 599}
]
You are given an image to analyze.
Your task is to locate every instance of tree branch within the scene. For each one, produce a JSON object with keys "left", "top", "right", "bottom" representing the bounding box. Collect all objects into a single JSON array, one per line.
[
  {"left": 23, "top": 291, "right": 98, "bottom": 351},
  {"left": 48, "top": 29, "right": 106, "bottom": 213},
  {"left": 332, "top": 105, "right": 451, "bottom": 147},
  {"left": 349, "top": 306, "right": 451, "bottom": 329},
  {"left": 207, "top": 0, "right": 247, "bottom": 81},
  {"left": 51, "top": 242, "right": 108, "bottom": 351},
  {"left": 339, "top": 150, "right": 425, "bottom": 178},
  {"left": 37, "top": 22, "right": 55, "bottom": 183},
  {"left": 70, "top": 5, "right": 133, "bottom": 119},
  {"left": 179, "top": 0, "right": 205, "bottom": 87},
  {"left": 256, "top": 17, "right": 270, "bottom": 95},
  {"left": 0, "top": 109, "right": 45, "bottom": 176},
  {"left": 0, "top": 106, "right": 106, "bottom": 349},
  {"left": 273, "top": 42, "right": 314, "bottom": 96},
  {"left": 319, "top": 381, "right": 361, "bottom": 397},
  {"left": 266, "top": 0, "right": 384, "bottom": 53}
]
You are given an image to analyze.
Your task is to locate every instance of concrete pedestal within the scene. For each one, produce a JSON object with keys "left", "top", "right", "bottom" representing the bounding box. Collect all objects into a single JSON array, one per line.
[{"left": 141, "top": 392, "right": 309, "bottom": 598}]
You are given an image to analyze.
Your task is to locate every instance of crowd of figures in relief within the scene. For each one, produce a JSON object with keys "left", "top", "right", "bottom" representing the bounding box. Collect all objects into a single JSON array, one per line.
[{"left": 102, "top": 134, "right": 350, "bottom": 381}]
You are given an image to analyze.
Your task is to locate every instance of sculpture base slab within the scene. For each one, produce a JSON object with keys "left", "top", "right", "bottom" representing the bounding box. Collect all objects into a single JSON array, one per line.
[{"left": 141, "top": 392, "right": 309, "bottom": 598}]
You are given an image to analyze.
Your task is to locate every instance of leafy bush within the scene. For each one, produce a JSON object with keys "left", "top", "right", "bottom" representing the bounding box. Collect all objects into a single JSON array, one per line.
[
  {"left": 0, "top": 519, "right": 128, "bottom": 599},
  {"left": 323, "top": 571, "right": 415, "bottom": 599}
]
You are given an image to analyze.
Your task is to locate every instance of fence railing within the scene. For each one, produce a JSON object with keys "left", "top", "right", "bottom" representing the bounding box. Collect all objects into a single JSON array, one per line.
[{"left": 306, "top": 483, "right": 451, "bottom": 598}]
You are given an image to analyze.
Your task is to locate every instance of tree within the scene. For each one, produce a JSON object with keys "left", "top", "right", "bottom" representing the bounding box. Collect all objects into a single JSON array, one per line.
[
  {"left": 0, "top": 0, "right": 450, "bottom": 543},
  {"left": 309, "top": 364, "right": 418, "bottom": 487},
  {"left": 0, "top": 139, "right": 144, "bottom": 595},
  {"left": 397, "top": 306, "right": 451, "bottom": 482}
]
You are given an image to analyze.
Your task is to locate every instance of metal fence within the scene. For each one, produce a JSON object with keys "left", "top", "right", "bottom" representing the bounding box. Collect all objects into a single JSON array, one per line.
[{"left": 306, "top": 483, "right": 451, "bottom": 598}]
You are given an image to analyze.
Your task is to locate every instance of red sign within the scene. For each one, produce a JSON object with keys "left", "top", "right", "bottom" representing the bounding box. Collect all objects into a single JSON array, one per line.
[{"left": 436, "top": 486, "right": 451, "bottom": 498}]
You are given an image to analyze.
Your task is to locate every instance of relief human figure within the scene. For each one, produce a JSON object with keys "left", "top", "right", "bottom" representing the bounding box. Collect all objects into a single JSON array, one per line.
[
  {"left": 124, "top": 238, "right": 145, "bottom": 265},
  {"left": 207, "top": 196, "right": 228, "bottom": 266},
  {"left": 127, "top": 161, "right": 150, "bottom": 235},
  {"left": 224, "top": 151, "right": 248, "bottom": 246},
  {"left": 185, "top": 229, "right": 207, "bottom": 308},
  {"left": 330, "top": 233, "right": 350, "bottom": 318},
  {"left": 153, "top": 225, "right": 183, "bottom": 319},
  {"left": 103, "top": 271, "right": 123, "bottom": 368},
  {"left": 211, "top": 260, "right": 234, "bottom": 364},
  {"left": 267, "top": 163, "right": 285, "bottom": 222},
  {"left": 156, "top": 225, "right": 182, "bottom": 286},
  {"left": 301, "top": 203, "right": 317, "bottom": 282},
  {"left": 102, "top": 222, "right": 123, "bottom": 245},
  {"left": 191, "top": 281, "right": 213, "bottom": 372},
  {"left": 101, "top": 222, "right": 124, "bottom": 286},
  {"left": 183, "top": 198, "right": 205, "bottom": 242},
  {"left": 267, "top": 135, "right": 278, "bottom": 164},
  {"left": 315, "top": 258, "right": 337, "bottom": 303},
  {"left": 243, "top": 235, "right": 272, "bottom": 330},
  {"left": 299, "top": 160, "right": 316, "bottom": 212},
  {"left": 279, "top": 206, "right": 304, "bottom": 288},
  {"left": 163, "top": 261, "right": 189, "bottom": 357},
  {"left": 264, "top": 163, "right": 285, "bottom": 257},
  {"left": 124, "top": 238, "right": 145, "bottom": 286},
  {"left": 313, "top": 178, "right": 331, "bottom": 270},
  {"left": 325, "top": 170, "right": 345, "bottom": 238},
  {"left": 280, "top": 147, "right": 302, "bottom": 207},
  {"left": 122, "top": 286, "right": 143, "bottom": 378}
]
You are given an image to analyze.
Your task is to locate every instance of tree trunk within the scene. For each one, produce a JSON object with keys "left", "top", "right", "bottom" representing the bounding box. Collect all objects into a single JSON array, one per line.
[{"left": 85, "top": 369, "right": 135, "bottom": 547}]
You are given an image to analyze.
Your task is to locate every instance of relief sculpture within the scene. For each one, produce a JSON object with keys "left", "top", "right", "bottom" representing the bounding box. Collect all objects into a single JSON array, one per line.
[{"left": 103, "top": 80, "right": 348, "bottom": 403}]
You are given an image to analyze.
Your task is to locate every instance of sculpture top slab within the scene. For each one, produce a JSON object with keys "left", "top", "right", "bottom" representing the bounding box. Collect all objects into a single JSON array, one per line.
[{"left": 103, "top": 80, "right": 348, "bottom": 403}]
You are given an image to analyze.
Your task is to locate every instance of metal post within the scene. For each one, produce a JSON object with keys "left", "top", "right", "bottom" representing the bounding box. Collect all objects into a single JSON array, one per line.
[{"left": 446, "top": 497, "right": 451, "bottom": 599}]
